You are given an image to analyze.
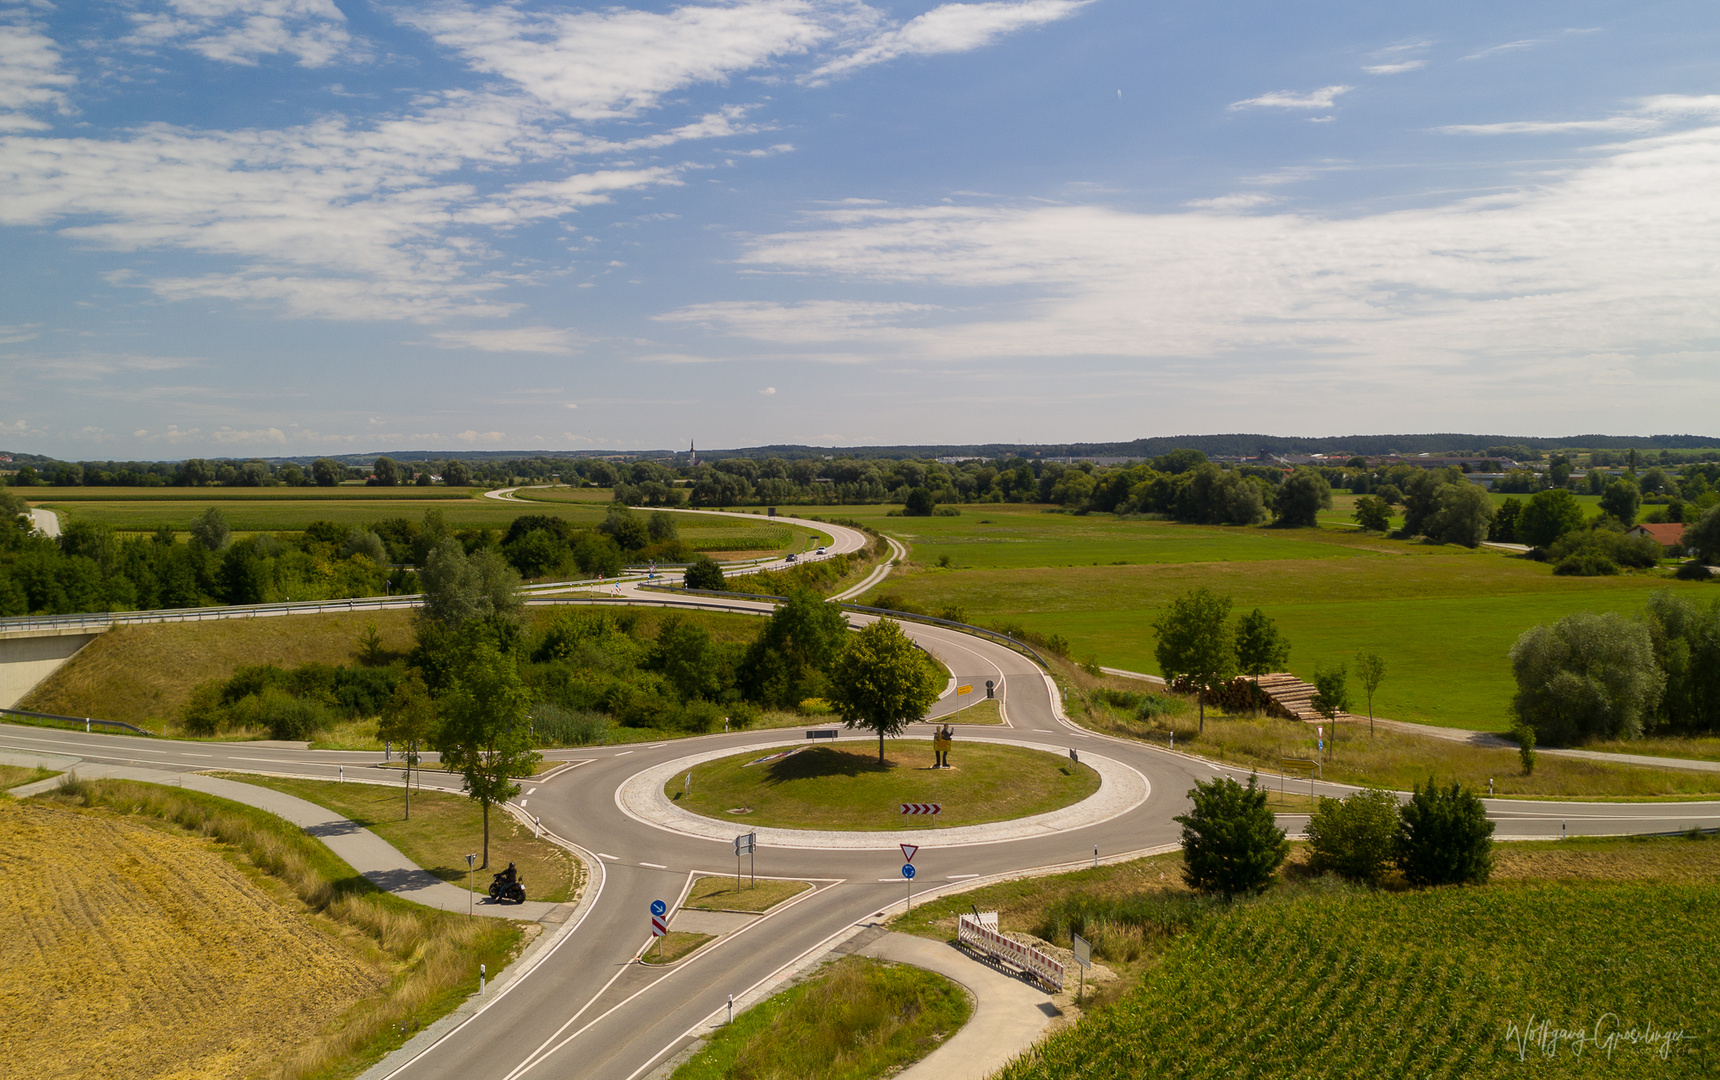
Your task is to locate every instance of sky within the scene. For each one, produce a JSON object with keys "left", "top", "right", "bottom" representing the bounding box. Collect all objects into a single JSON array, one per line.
[{"left": 2, "top": 0, "right": 1718, "bottom": 459}]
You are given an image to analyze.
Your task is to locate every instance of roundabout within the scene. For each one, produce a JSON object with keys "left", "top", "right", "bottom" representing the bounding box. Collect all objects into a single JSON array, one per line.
[{"left": 618, "top": 734, "right": 1149, "bottom": 849}]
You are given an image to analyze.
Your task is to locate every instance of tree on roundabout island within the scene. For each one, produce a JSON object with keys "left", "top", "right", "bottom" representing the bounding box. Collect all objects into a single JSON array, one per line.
[
  {"left": 432, "top": 639, "right": 541, "bottom": 869},
  {"left": 828, "top": 619, "right": 943, "bottom": 764}
]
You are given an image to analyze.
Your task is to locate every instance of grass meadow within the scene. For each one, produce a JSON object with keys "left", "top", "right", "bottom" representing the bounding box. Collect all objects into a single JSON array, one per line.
[{"left": 768, "top": 502, "right": 1711, "bottom": 733}]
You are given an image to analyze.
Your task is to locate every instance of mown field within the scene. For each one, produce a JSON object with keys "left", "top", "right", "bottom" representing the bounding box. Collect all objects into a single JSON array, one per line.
[
  {"left": 2, "top": 795, "right": 387, "bottom": 1080},
  {"left": 670, "top": 743, "right": 1100, "bottom": 831},
  {"left": 771, "top": 503, "right": 1711, "bottom": 733}
]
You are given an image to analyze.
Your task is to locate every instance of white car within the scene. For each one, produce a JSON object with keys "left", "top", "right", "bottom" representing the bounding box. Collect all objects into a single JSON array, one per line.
[{"left": 817, "top": 547, "right": 827, "bottom": 555}]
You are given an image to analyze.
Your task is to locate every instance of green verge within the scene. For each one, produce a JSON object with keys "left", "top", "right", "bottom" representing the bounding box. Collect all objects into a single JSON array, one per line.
[
  {"left": 0, "top": 764, "right": 58, "bottom": 790},
  {"left": 671, "top": 955, "right": 972, "bottom": 1080},
  {"left": 685, "top": 875, "right": 812, "bottom": 912},
  {"left": 669, "top": 743, "right": 1099, "bottom": 831},
  {"left": 213, "top": 774, "right": 581, "bottom": 902},
  {"left": 40, "top": 777, "right": 522, "bottom": 1080},
  {"left": 643, "top": 931, "right": 714, "bottom": 964}
]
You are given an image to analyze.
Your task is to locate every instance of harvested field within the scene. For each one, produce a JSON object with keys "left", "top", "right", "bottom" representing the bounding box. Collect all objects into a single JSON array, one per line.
[{"left": 0, "top": 798, "right": 388, "bottom": 1080}]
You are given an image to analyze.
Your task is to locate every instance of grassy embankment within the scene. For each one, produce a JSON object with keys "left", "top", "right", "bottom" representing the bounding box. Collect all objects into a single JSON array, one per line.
[
  {"left": 897, "top": 836, "right": 1720, "bottom": 1079},
  {"left": 670, "top": 955, "right": 972, "bottom": 1080},
  {"left": 1056, "top": 661, "right": 1720, "bottom": 800},
  {"left": 0, "top": 764, "right": 57, "bottom": 789},
  {"left": 8, "top": 778, "right": 522, "bottom": 1080},
  {"left": 669, "top": 743, "right": 1099, "bottom": 831},
  {"left": 769, "top": 501, "right": 1712, "bottom": 734},
  {"left": 215, "top": 773, "right": 581, "bottom": 900},
  {"left": 685, "top": 875, "right": 812, "bottom": 912}
]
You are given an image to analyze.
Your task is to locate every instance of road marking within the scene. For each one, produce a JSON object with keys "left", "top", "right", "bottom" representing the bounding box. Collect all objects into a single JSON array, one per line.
[
  {"left": 646, "top": 743, "right": 668, "bottom": 748},
  {"left": 640, "top": 862, "right": 667, "bottom": 869},
  {"left": 527, "top": 787, "right": 537, "bottom": 794},
  {"left": 597, "top": 853, "right": 618, "bottom": 860},
  {"left": 1029, "top": 728, "right": 1053, "bottom": 733},
  {"left": 947, "top": 874, "right": 980, "bottom": 879},
  {"left": 183, "top": 752, "right": 214, "bottom": 757},
  {"left": 231, "top": 756, "right": 302, "bottom": 764},
  {"left": 518, "top": 799, "right": 528, "bottom": 807},
  {"left": 615, "top": 750, "right": 634, "bottom": 756}
]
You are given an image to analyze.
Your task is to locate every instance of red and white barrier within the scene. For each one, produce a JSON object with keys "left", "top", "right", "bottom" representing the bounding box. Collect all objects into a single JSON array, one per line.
[
  {"left": 900, "top": 803, "right": 942, "bottom": 815},
  {"left": 957, "top": 914, "right": 1064, "bottom": 991}
]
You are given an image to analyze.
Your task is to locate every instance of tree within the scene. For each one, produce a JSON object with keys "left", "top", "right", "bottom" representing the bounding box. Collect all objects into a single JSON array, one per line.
[
  {"left": 1353, "top": 496, "right": 1392, "bottom": 533},
  {"left": 1639, "top": 467, "right": 1668, "bottom": 495},
  {"left": 188, "top": 507, "right": 231, "bottom": 551},
  {"left": 1426, "top": 482, "right": 1495, "bottom": 547},
  {"left": 1509, "top": 611, "right": 1664, "bottom": 745},
  {"left": 647, "top": 510, "right": 679, "bottom": 543},
  {"left": 311, "top": 458, "right": 343, "bottom": 486},
  {"left": 1272, "top": 468, "right": 1332, "bottom": 527},
  {"left": 378, "top": 672, "right": 438, "bottom": 819},
  {"left": 1174, "top": 774, "right": 1288, "bottom": 898},
  {"left": 828, "top": 619, "right": 941, "bottom": 763},
  {"left": 1599, "top": 477, "right": 1641, "bottom": 525},
  {"left": 1642, "top": 590, "right": 1720, "bottom": 734},
  {"left": 430, "top": 640, "right": 540, "bottom": 869},
  {"left": 341, "top": 527, "right": 387, "bottom": 564},
  {"left": 1517, "top": 488, "right": 1586, "bottom": 550},
  {"left": 1153, "top": 587, "right": 1235, "bottom": 732},
  {"left": 684, "top": 554, "right": 725, "bottom": 590},
  {"left": 600, "top": 504, "right": 649, "bottom": 552},
  {"left": 442, "top": 459, "right": 472, "bottom": 488},
  {"left": 1685, "top": 503, "right": 1720, "bottom": 564},
  {"left": 1394, "top": 780, "right": 1494, "bottom": 887},
  {"left": 1311, "top": 662, "right": 1350, "bottom": 749},
  {"left": 1354, "top": 649, "right": 1386, "bottom": 736},
  {"left": 1491, "top": 497, "right": 1523, "bottom": 543},
  {"left": 1233, "top": 608, "right": 1289, "bottom": 708},
  {"left": 419, "top": 537, "right": 523, "bottom": 628},
  {"left": 372, "top": 456, "right": 401, "bottom": 486},
  {"left": 1548, "top": 455, "right": 1574, "bottom": 488},
  {"left": 652, "top": 614, "right": 721, "bottom": 702},
  {"left": 903, "top": 487, "right": 936, "bottom": 516},
  {"left": 1306, "top": 788, "right": 1399, "bottom": 886},
  {"left": 740, "top": 589, "right": 852, "bottom": 708}
]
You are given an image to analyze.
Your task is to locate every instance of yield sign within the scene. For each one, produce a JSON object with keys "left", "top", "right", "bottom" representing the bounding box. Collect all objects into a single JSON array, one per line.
[{"left": 900, "top": 844, "right": 919, "bottom": 863}]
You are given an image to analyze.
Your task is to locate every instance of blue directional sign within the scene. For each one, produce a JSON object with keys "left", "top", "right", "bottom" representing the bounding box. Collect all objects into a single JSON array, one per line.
[
  {"left": 901, "top": 864, "right": 916, "bottom": 880},
  {"left": 650, "top": 899, "right": 667, "bottom": 917}
]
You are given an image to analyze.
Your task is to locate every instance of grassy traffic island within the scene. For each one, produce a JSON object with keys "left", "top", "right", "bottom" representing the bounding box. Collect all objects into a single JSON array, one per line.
[{"left": 668, "top": 742, "right": 1100, "bottom": 831}]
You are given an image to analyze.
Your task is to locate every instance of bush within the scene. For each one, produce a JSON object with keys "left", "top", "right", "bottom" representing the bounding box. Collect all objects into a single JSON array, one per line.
[
  {"left": 1305, "top": 788, "right": 1400, "bottom": 886},
  {"left": 726, "top": 701, "right": 762, "bottom": 729},
  {"left": 1394, "top": 780, "right": 1494, "bottom": 887},
  {"left": 530, "top": 702, "right": 611, "bottom": 746},
  {"left": 180, "top": 681, "right": 227, "bottom": 736},
  {"left": 679, "top": 699, "right": 725, "bottom": 734},
  {"left": 1676, "top": 560, "right": 1716, "bottom": 581},
  {"left": 797, "top": 697, "right": 834, "bottom": 717},
  {"left": 227, "top": 687, "right": 332, "bottom": 741},
  {"left": 1174, "top": 774, "right": 1288, "bottom": 898},
  {"left": 684, "top": 554, "right": 725, "bottom": 590},
  {"left": 1513, "top": 723, "right": 1537, "bottom": 775}
]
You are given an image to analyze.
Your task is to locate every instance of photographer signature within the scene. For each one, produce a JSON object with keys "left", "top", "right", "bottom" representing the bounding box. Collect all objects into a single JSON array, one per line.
[{"left": 1505, "top": 1013, "right": 1694, "bottom": 1061}]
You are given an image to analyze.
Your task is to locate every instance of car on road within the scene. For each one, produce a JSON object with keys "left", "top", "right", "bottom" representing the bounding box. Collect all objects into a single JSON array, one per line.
[
  {"left": 817, "top": 547, "right": 827, "bottom": 555},
  {"left": 785, "top": 552, "right": 798, "bottom": 562}
]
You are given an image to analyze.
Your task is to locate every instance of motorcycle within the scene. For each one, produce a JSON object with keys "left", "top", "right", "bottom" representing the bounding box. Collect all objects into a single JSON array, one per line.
[{"left": 488, "top": 871, "right": 527, "bottom": 905}]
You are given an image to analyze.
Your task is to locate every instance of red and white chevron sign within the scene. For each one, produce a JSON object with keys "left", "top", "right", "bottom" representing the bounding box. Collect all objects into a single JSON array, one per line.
[
  {"left": 900, "top": 803, "right": 942, "bottom": 816},
  {"left": 651, "top": 914, "right": 668, "bottom": 937}
]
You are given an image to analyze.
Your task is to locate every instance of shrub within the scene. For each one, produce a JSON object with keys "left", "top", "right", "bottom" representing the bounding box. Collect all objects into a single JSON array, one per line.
[
  {"left": 180, "top": 681, "right": 228, "bottom": 736},
  {"left": 1676, "top": 560, "right": 1716, "bottom": 581},
  {"left": 684, "top": 554, "right": 725, "bottom": 590},
  {"left": 530, "top": 702, "right": 611, "bottom": 746},
  {"left": 797, "top": 697, "right": 834, "bottom": 717},
  {"left": 1305, "top": 788, "right": 1400, "bottom": 886},
  {"left": 1174, "top": 774, "right": 1288, "bottom": 898},
  {"left": 227, "top": 688, "right": 332, "bottom": 741},
  {"left": 1394, "top": 780, "right": 1495, "bottom": 887},
  {"left": 679, "top": 699, "right": 725, "bottom": 734},
  {"left": 726, "top": 701, "right": 762, "bottom": 729},
  {"left": 1514, "top": 723, "right": 1537, "bottom": 775}
]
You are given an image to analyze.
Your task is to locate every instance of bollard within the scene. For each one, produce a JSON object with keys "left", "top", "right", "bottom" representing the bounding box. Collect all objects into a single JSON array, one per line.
[
  {"left": 480, "top": 963, "right": 486, "bottom": 995},
  {"left": 1169, "top": 730, "right": 1174, "bottom": 752},
  {"left": 1093, "top": 846, "right": 1098, "bottom": 869},
  {"left": 1488, "top": 778, "right": 1493, "bottom": 798},
  {"left": 1562, "top": 820, "right": 1567, "bottom": 840},
  {"left": 727, "top": 994, "right": 734, "bottom": 1025},
  {"left": 340, "top": 766, "right": 344, "bottom": 782}
]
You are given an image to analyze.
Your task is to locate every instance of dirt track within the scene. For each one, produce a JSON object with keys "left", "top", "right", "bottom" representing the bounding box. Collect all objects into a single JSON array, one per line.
[{"left": 0, "top": 799, "right": 387, "bottom": 1079}]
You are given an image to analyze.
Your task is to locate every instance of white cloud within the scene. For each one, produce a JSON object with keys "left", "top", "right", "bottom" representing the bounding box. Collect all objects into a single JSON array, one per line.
[
  {"left": 428, "top": 326, "right": 582, "bottom": 354},
  {"left": 1460, "top": 38, "right": 1544, "bottom": 62},
  {"left": 811, "top": 0, "right": 1092, "bottom": 81},
  {"left": 1363, "top": 60, "right": 1424, "bottom": 75},
  {"left": 1229, "top": 85, "right": 1351, "bottom": 111},
  {"left": 124, "top": 0, "right": 361, "bottom": 68},
  {"left": 759, "top": 386, "right": 776, "bottom": 395},
  {"left": 210, "top": 425, "right": 289, "bottom": 444},
  {"left": 1184, "top": 192, "right": 1281, "bottom": 211},
  {"left": 456, "top": 429, "right": 507, "bottom": 443},
  {"left": 0, "top": 322, "right": 41, "bottom": 344},
  {"left": 1437, "top": 95, "right": 1720, "bottom": 137},
  {"left": 728, "top": 124, "right": 1720, "bottom": 386},
  {"left": 659, "top": 299, "right": 939, "bottom": 342},
  {"left": 0, "top": 17, "right": 75, "bottom": 128},
  {"left": 399, "top": 1, "right": 850, "bottom": 121}
]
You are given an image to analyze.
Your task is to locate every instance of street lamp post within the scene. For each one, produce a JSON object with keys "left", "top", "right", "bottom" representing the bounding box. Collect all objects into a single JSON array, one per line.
[{"left": 465, "top": 853, "right": 477, "bottom": 918}]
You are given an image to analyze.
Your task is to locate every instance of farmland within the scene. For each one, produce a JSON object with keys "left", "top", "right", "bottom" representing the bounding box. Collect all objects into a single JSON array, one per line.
[{"left": 766, "top": 502, "right": 1709, "bottom": 733}]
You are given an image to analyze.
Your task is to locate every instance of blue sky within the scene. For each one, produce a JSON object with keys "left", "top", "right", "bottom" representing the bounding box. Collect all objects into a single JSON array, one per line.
[{"left": 2, "top": 0, "right": 1717, "bottom": 458}]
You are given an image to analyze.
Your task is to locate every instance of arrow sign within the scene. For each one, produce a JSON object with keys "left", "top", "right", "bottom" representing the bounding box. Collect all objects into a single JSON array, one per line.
[
  {"left": 650, "top": 899, "right": 667, "bottom": 917},
  {"left": 956, "top": 684, "right": 973, "bottom": 696},
  {"left": 900, "top": 843, "right": 919, "bottom": 863},
  {"left": 900, "top": 803, "right": 942, "bottom": 816},
  {"left": 901, "top": 864, "right": 916, "bottom": 880}
]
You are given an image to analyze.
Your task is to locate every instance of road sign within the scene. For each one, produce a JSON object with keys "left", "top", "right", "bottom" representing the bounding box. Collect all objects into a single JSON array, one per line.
[
  {"left": 985, "top": 680, "right": 995, "bottom": 699},
  {"left": 734, "top": 832, "right": 756, "bottom": 856},
  {"left": 651, "top": 913, "right": 668, "bottom": 937},
  {"left": 650, "top": 899, "right": 667, "bottom": 917},
  {"left": 1072, "top": 933, "right": 1091, "bottom": 969},
  {"left": 957, "top": 684, "right": 973, "bottom": 696},
  {"left": 900, "top": 843, "right": 919, "bottom": 863},
  {"left": 1068, "top": 748, "right": 1079, "bottom": 763},
  {"left": 900, "top": 803, "right": 942, "bottom": 816},
  {"left": 901, "top": 864, "right": 916, "bottom": 879}
]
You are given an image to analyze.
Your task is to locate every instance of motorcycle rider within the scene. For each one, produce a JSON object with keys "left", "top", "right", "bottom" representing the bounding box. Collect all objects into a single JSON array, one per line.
[{"left": 496, "top": 862, "right": 518, "bottom": 886}]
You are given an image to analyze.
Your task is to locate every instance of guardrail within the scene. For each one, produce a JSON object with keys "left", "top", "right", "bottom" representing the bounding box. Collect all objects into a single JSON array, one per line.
[
  {"left": 0, "top": 706, "right": 152, "bottom": 736},
  {"left": 641, "top": 585, "right": 1052, "bottom": 670},
  {"left": 0, "top": 595, "right": 424, "bottom": 634}
]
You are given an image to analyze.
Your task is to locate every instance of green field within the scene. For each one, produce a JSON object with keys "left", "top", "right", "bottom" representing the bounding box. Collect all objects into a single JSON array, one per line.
[
  {"left": 998, "top": 879, "right": 1718, "bottom": 1078},
  {"left": 669, "top": 743, "right": 1100, "bottom": 830},
  {"left": 767, "top": 503, "right": 1710, "bottom": 733}
]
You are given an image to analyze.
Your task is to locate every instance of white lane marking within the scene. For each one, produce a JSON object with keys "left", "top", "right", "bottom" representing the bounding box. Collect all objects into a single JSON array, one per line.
[
  {"left": 646, "top": 742, "right": 668, "bottom": 748},
  {"left": 230, "top": 756, "right": 308, "bottom": 764},
  {"left": 1029, "top": 729, "right": 1053, "bottom": 733},
  {"left": 615, "top": 750, "right": 634, "bottom": 756},
  {"left": 518, "top": 799, "right": 528, "bottom": 807},
  {"left": 183, "top": 752, "right": 214, "bottom": 757},
  {"left": 597, "top": 853, "right": 618, "bottom": 860},
  {"left": 947, "top": 874, "right": 980, "bottom": 879},
  {"left": 527, "top": 787, "right": 538, "bottom": 794},
  {"left": 640, "top": 861, "right": 667, "bottom": 869}
]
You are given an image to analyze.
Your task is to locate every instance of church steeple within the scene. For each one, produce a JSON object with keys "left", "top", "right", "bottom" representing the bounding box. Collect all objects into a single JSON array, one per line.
[{"left": 688, "top": 440, "right": 697, "bottom": 467}]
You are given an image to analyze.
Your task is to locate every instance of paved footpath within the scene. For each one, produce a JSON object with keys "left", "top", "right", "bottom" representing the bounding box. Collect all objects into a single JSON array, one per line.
[{"left": 9, "top": 756, "right": 556, "bottom": 921}]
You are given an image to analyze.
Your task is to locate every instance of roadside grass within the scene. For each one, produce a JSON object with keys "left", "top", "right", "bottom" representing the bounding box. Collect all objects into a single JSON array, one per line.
[
  {"left": 948, "top": 697, "right": 1004, "bottom": 724},
  {"left": 669, "top": 743, "right": 1100, "bottom": 831},
  {"left": 35, "top": 778, "right": 522, "bottom": 1080},
  {"left": 645, "top": 931, "right": 714, "bottom": 964},
  {"left": 213, "top": 773, "right": 581, "bottom": 902},
  {"left": 1060, "top": 671, "right": 1720, "bottom": 799},
  {"left": 670, "top": 955, "right": 971, "bottom": 1080},
  {"left": 684, "top": 876, "right": 812, "bottom": 913},
  {"left": 996, "top": 878, "right": 1720, "bottom": 1079},
  {"left": 1583, "top": 735, "right": 1720, "bottom": 762},
  {"left": 20, "top": 612, "right": 419, "bottom": 733},
  {"left": 0, "top": 764, "right": 57, "bottom": 790}
]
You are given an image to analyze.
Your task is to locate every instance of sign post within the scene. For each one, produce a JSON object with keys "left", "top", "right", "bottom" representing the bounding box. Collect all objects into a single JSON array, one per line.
[
  {"left": 900, "top": 803, "right": 942, "bottom": 821},
  {"left": 1072, "top": 932, "right": 1091, "bottom": 1003},
  {"left": 734, "top": 832, "right": 756, "bottom": 892},
  {"left": 902, "top": 861, "right": 916, "bottom": 911},
  {"left": 650, "top": 899, "right": 668, "bottom": 961}
]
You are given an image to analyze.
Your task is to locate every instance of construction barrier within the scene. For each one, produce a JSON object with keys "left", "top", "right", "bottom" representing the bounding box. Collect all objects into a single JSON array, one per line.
[{"left": 957, "top": 913, "right": 1064, "bottom": 991}]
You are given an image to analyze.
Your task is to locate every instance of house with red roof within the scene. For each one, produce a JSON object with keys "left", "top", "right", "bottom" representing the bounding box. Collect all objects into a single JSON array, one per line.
[{"left": 1626, "top": 522, "right": 1688, "bottom": 553}]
